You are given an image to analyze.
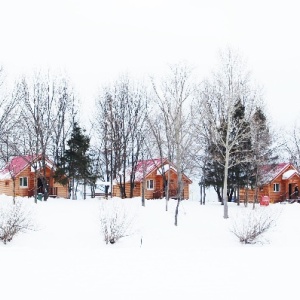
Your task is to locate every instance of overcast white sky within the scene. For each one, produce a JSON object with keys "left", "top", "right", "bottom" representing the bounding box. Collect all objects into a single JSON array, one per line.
[{"left": 1, "top": 0, "right": 300, "bottom": 128}]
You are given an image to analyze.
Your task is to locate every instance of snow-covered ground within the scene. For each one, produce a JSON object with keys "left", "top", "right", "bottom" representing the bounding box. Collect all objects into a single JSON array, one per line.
[{"left": 0, "top": 193, "right": 300, "bottom": 300}]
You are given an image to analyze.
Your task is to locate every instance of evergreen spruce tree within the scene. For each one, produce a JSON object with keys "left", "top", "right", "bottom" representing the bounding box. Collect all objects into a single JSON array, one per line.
[
  {"left": 205, "top": 100, "right": 251, "bottom": 203},
  {"left": 55, "top": 122, "right": 91, "bottom": 199}
]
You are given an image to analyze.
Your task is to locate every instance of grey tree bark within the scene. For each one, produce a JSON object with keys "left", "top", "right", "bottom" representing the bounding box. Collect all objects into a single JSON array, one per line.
[
  {"left": 193, "top": 49, "right": 262, "bottom": 218},
  {"left": 151, "top": 63, "right": 194, "bottom": 225},
  {"left": 13, "top": 73, "right": 75, "bottom": 202},
  {"left": 94, "top": 76, "right": 148, "bottom": 199}
]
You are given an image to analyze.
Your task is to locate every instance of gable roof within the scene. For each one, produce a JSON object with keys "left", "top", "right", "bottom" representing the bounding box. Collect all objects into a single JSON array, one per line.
[
  {"left": 260, "top": 163, "right": 297, "bottom": 185},
  {"left": 0, "top": 155, "right": 55, "bottom": 180},
  {"left": 282, "top": 169, "right": 299, "bottom": 180},
  {"left": 0, "top": 155, "right": 32, "bottom": 179},
  {"left": 133, "top": 158, "right": 168, "bottom": 182},
  {"left": 118, "top": 158, "right": 192, "bottom": 184}
]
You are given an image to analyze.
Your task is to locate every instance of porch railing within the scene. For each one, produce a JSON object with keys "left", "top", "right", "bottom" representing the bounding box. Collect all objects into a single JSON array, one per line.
[
  {"left": 152, "top": 189, "right": 184, "bottom": 199},
  {"left": 28, "top": 187, "right": 58, "bottom": 197},
  {"left": 279, "top": 190, "right": 299, "bottom": 203}
]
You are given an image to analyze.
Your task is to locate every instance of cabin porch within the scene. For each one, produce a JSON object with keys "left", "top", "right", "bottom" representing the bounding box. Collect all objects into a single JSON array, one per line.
[
  {"left": 28, "top": 187, "right": 58, "bottom": 198},
  {"left": 152, "top": 189, "right": 185, "bottom": 199}
]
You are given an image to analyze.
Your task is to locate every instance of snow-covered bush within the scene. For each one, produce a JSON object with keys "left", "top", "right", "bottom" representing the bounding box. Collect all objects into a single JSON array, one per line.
[
  {"left": 231, "top": 206, "right": 280, "bottom": 244},
  {"left": 0, "top": 200, "right": 35, "bottom": 244},
  {"left": 99, "top": 200, "right": 135, "bottom": 244}
]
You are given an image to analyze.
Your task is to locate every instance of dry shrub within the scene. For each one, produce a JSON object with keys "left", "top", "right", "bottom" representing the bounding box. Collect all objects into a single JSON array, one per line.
[
  {"left": 0, "top": 200, "right": 35, "bottom": 244},
  {"left": 99, "top": 200, "right": 135, "bottom": 244},
  {"left": 231, "top": 206, "right": 281, "bottom": 244}
]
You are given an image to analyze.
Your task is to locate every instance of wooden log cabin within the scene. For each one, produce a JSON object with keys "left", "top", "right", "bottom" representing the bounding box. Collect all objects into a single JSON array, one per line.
[
  {"left": 239, "top": 163, "right": 300, "bottom": 203},
  {"left": 112, "top": 158, "right": 192, "bottom": 199},
  {"left": 0, "top": 155, "right": 68, "bottom": 198}
]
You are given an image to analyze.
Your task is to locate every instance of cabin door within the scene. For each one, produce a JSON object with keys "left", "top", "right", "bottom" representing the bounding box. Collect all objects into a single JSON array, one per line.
[
  {"left": 289, "top": 183, "right": 292, "bottom": 199},
  {"left": 37, "top": 178, "right": 43, "bottom": 193}
]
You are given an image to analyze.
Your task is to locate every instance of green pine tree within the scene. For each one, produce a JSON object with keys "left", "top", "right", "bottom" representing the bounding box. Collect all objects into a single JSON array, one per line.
[{"left": 54, "top": 122, "right": 91, "bottom": 199}]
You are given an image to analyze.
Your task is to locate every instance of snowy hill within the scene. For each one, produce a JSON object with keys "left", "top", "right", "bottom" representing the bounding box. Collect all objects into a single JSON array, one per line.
[{"left": 0, "top": 195, "right": 300, "bottom": 300}]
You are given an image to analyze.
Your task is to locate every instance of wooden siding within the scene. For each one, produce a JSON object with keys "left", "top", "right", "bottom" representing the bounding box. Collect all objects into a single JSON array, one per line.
[
  {"left": 16, "top": 168, "right": 31, "bottom": 197},
  {"left": 239, "top": 165, "right": 300, "bottom": 203},
  {"left": 112, "top": 167, "right": 191, "bottom": 199},
  {"left": 53, "top": 182, "right": 68, "bottom": 198},
  {"left": 0, "top": 165, "right": 68, "bottom": 198},
  {"left": 239, "top": 185, "right": 289, "bottom": 204},
  {"left": 0, "top": 179, "right": 13, "bottom": 196}
]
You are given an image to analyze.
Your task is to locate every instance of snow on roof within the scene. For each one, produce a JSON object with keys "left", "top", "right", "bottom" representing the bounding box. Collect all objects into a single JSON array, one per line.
[
  {"left": 0, "top": 155, "right": 55, "bottom": 180},
  {"left": 0, "top": 155, "right": 33, "bottom": 179},
  {"left": 95, "top": 180, "right": 110, "bottom": 186},
  {"left": 282, "top": 169, "right": 298, "bottom": 180},
  {"left": 113, "top": 158, "right": 168, "bottom": 184},
  {"left": 260, "top": 163, "right": 291, "bottom": 184},
  {"left": 117, "top": 158, "right": 193, "bottom": 184},
  {"left": 132, "top": 158, "right": 168, "bottom": 182},
  {"left": 156, "top": 164, "right": 176, "bottom": 175},
  {"left": 30, "top": 159, "right": 54, "bottom": 172}
]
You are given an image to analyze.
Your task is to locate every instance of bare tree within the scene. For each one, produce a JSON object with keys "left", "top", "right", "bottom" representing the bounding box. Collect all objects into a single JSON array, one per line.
[
  {"left": 194, "top": 49, "right": 261, "bottom": 218},
  {"left": 12, "top": 72, "right": 75, "bottom": 202},
  {"left": 284, "top": 122, "right": 300, "bottom": 169},
  {"left": 0, "top": 68, "right": 19, "bottom": 139},
  {"left": 94, "top": 76, "right": 148, "bottom": 199},
  {"left": 146, "top": 113, "right": 171, "bottom": 209},
  {"left": 0, "top": 67, "right": 21, "bottom": 204},
  {"left": 249, "top": 108, "right": 278, "bottom": 208},
  {"left": 151, "top": 63, "right": 194, "bottom": 225}
]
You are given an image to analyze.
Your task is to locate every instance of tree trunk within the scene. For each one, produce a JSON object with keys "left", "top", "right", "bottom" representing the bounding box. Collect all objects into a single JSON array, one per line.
[
  {"left": 237, "top": 185, "right": 240, "bottom": 206},
  {"left": 72, "top": 177, "right": 75, "bottom": 200},
  {"left": 91, "top": 184, "right": 95, "bottom": 198},
  {"left": 13, "top": 178, "right": 16, "bottom": 205},
  {"left": 34, "top": 172, "right": 38, "bottom": 204},
  {"left": 165, "top": 175, "right": 170, "bottom": 211},
  {"left": 200, "top": 183, "right": 203, "bottom": 205},
  {"left": 223, "top": 147, "right": 230, "bottom": 218},
  {"left": 253, "top": 169, "right": 259, "bottom": 209},
  {"left": 175, "top": 199, "right": 180, "bottom": 226},
  {"left": 245, "top": 186, "right": 248, "bottom": 207},
  {"left": 41, "top": 177, "right": 48, "bottom": 201},
  {"left": 216, "top": 187, "right": 223, "bottom": 203},
  {"left": 141, "top": 180, "right": 145, "bottom": 207},
  {"left": 105, "top": 184, "right": 109, "bottom": 198},
  {"left": 141, "top": 157, "right": 146, "bottom": 206},
  {"left": 223, "top": 103, "right": 231, "bottom": 219},
  {"left": 84, "top": 179, "right": 86, "bottom": 200}
]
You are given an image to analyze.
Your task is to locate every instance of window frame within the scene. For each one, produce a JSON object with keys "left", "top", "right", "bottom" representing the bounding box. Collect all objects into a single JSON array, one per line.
[
  {"left": 273, "top": 183, "right": 280, "bottom": 192},
  {"left": 146, "top": 179, "right": 154, "bottom": 190},
  {"left": 19, "top": 177, "right": 28, "bottom": 188}
]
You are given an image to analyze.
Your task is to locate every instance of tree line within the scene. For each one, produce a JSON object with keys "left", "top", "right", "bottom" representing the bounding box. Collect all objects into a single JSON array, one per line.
[{"left": 0, "top": 49, "right": 297, "bottom": 219}]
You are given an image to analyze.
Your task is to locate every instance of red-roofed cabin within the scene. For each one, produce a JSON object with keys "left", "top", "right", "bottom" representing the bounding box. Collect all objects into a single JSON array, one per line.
[
  {"left": 112, "top": 158, "right": 192, "bottom": 199},
  {"left": 0, "top": 155, "right": 68, "bottom": 198},
  {"left": 239, "top": 163, "right": 300, "bottom": 203}
]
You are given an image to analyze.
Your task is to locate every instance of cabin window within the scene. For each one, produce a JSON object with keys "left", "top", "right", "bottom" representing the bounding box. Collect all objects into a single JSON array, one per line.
[
  {"left": 273, "top": 183, "right": 280, "bottom": 192},
  {"left": 146, "top": 179, "right": 154, "bottom": 190},
  {"left": 20, "top": 177, "right": 28, "bottom": 187}
]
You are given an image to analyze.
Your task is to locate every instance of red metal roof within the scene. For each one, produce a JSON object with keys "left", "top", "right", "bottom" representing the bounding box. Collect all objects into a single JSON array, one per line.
[
  {"left": 259, "top": 163, "right": 292, "bottom": 184},
  {"left": 132, "top": 158, "right": 168, "bottom": 182},
  {"left": 0, "top": 155, "right": 54, "bottom": 179},
  {"left": 122, "top": 158, "right": 192, "bottom": 184},
  {"left": 0, "top": 155, "right": 34, "bottom": 179}
]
